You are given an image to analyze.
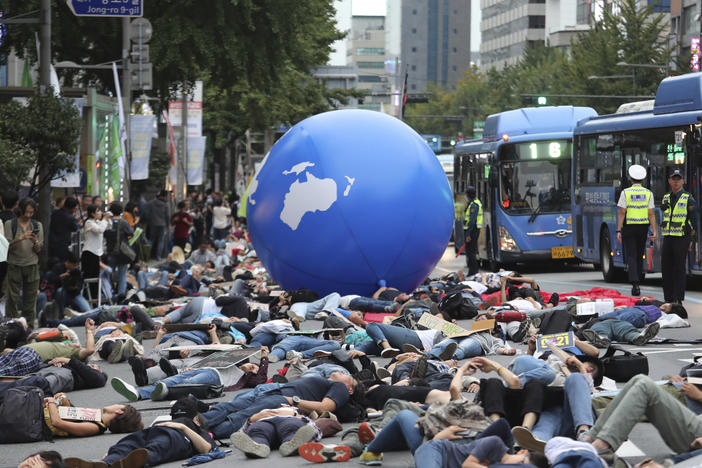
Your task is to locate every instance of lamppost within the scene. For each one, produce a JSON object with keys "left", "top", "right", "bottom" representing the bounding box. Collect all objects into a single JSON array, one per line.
[{"left": 588, "top": 74, "right": 636, "bottom": 95}]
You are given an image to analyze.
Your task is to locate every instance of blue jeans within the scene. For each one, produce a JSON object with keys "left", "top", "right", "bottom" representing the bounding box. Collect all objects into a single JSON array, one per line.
[
  {"left": 532, "top": 373, "right": 595, "bottom": 440},
  {"left": 510, "top": 355, "right": 557, "bottom": 387},
  {"left": 591, "top": 319, "right": 639, "bottom": 343},
  {"left": 138, "top": 368, "right": 220, "bottom": 400},
  {"left": 114, "top": 263, "right": 129, "bottom": 295},
  {"left": 598, "top": 308, "right": 647, "bottom": 328},
  {"left": 365, "top": 323, "right": 422, "bottom": 350},
  {"left": 348, "top": 297, "right": 395, "bottom": 313},
  {"left": 428, "top": 337, "right": 483, "bottom": 360},
  {"left": 151, "top": 226, "right": 168, "bottom": 260},
  {"left": 250, "top": 331, "right": 277, "bottom": 349},
  {"left": 137, "top": 270, "right": 168, "bottom": 289},
  {"left": 165, "top": 297, "right": 205, "bottom": 324},
  {"left": 46, "top": 308, "right": 103, "bottom": 327},
  {"left": 54, "top": 287, "right": 91, "bottom": 315},
  {"left": 270, "top": 335, "right": 340, "bottom": 360},
  {"left": 301, "top": 363, "right": 349, "bottom": 379},
  {"left": 203, "top": 387, "right": 288, "bottom": 438},
  {"left": 289, "top": 293, "right": 340, "bottom": 320},
  {"left": 367, "top": 410, "right": 424, "bottom": 454},
  {"left": 414, "top": 439, "right": 447, "bottom": 468}
]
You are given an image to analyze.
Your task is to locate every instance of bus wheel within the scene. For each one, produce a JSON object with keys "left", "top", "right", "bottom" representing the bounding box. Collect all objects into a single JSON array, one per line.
[{"left": 600, "top": 229, "right": 623, "bottom": 282}]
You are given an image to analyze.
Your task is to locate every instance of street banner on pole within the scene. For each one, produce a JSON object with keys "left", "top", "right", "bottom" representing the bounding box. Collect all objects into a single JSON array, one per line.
[
  {"left": 52, "top": 98, "right": 84, "bottom": 187},
  {"left": 187, "top": 136, "right": 206, "bottom": 185},
  {"left": 129, "top": 114, "right": 154, "bottom": 180}
]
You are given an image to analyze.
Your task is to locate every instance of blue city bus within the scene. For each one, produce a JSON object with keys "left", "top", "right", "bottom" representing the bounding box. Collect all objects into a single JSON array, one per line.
[
  {"left": 572, "top": 72, "right": 702, "bottom": 281},
  {"left": 453, "top": 106, "right": 597, "bottom": 267}
]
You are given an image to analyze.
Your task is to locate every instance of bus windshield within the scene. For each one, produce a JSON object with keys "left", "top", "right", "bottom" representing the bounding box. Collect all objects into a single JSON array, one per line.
[{"left": 498, "top": 140, "right": 572, "bottom": 215}]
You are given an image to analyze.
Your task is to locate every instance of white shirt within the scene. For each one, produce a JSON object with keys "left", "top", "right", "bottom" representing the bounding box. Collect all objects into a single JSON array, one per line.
[
  {"left": 506, "top": 299, "right": 541, "bottom": 312},
  {"left": 212, "top": 206, "right": 231, "bottom": 229},
  {"left": 83, "top": 219, "right": 108, "bottom": 256}
]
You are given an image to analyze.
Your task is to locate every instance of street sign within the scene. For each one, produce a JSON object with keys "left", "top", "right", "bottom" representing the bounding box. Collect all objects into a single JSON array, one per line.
[
  {"left": 130, "top": 44, "right": 149, "bottom": 63},
  {"left": 130, "top": 62, "right": 152, "bottom": 90},
  {"left": 66, "top": 0, "right": 143, "bottom": 18}
]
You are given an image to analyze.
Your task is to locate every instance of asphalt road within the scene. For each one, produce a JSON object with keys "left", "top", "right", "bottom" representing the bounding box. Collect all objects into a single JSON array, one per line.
[{"left": 2, "top": 248, "right": 702, "bottom": 468}]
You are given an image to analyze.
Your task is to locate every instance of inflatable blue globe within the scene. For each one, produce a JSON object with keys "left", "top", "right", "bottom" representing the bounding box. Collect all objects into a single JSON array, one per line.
[{"left": 247, "top": 109, "right": 454, "bottom": 296}]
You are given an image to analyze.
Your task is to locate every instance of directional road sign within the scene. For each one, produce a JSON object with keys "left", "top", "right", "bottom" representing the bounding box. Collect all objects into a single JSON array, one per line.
[{"left": 66, "top": 0, "right": 143, "bottom": 18}]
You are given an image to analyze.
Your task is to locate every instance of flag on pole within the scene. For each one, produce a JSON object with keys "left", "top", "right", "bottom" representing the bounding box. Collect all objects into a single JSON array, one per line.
[
  {"left": 108, "top": 113, "right": 123, "bottom": 195},
  {"left": 21, "top": 60, "right": 33, "bottom": 87},
  {"left": 112, "top": 62, "right": 128, "bottom": 192},
  {"left": 162, "top": 109, "right": 177, "bottom": 187}
]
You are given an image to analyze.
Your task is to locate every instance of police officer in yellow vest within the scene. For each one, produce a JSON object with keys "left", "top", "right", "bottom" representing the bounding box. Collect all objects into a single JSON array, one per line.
[
  {"left": 464, "top": 186, "right": 483, "bottom": 275},
  {"left": 616, "top": 165, "right": 657, "bottom": 296},
  {"left": 661, "top": 168, "right": 698, "bottom": 304}
]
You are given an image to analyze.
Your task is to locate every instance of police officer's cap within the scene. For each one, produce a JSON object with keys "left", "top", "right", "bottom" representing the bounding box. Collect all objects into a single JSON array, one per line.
[
  {"left": 628, "top": 165, "right": 646, "bottom": 181},
  {"left": 466, "top": 186, "right": 476, "bottom": 198},
  {"left": 669, "top": 169, "right": 684, "bottom": 179}
]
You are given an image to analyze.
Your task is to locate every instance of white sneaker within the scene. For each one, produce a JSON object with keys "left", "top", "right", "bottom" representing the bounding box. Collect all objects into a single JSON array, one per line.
[
  {"left": 111, "top": 377, "right": 140, "bottom": 402},
  {"left": 314, "top": 311, "right": 328, "bottom": 320},
  {"left": 64, "top": 307, "right": 82, "bottom": 317}
]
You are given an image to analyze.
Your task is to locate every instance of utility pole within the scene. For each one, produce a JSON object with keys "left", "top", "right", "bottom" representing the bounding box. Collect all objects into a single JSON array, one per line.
[{"left": 38, "top": 0, "right": 51, "bottom": 259}]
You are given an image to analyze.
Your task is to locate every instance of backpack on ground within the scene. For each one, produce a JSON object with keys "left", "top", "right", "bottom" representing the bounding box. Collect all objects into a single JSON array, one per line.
[
  {"left": 439, "top": 291, "right": 478, "bottom": 320},
  {"left": 0, "top": 386, "right": 48, "bottom": 443}
]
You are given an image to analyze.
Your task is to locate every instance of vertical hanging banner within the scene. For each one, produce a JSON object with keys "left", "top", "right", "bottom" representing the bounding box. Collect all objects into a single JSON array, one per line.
[
  {"left": 187, "top": 136, "right": 206, "bottom": 185},
  {"left": 108, "top": 114, "right": 123, "bottom": 199},
  {"left": 52, "top": 99, "right": 84, "bottom": 187},
  {"left": 129, "top": 114, "right": 155, "bottom": 180}
]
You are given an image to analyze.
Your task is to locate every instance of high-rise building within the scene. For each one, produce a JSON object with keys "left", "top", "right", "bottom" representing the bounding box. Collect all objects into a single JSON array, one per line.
[
  {"left": 347, "top": 14, "right": 392, "bottom": 111},
  {"left": 670, "top": 0, "right": 698, "bottom": 70},
  {"left": 387, "top": 0, "right": 471, "bottom": 93}
]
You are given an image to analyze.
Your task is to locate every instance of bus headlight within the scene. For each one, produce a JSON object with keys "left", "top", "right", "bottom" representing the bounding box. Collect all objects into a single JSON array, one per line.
[{"left": 498, "top": 226, "right": 520, "bottom": 252}]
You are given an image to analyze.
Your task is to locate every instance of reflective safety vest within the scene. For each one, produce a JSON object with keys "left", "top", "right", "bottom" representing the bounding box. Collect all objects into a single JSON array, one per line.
[
  {"left": 465, "top": 199, "right": 483, "bottom": 230},
  {"left": 662, "top": 192, "right": 690, "bottom": 237},
  {"left": 623, "top": 186, "right": 652, "bottom": 225}
]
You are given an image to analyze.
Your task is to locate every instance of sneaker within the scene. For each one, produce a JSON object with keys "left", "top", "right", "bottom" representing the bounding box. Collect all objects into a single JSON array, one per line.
[
  {"left": 111, "top": 377, "right": 140, "bottom": 402},
  {"left": 107, "top": 448, "right": 149, "bottom": 468},
  {"left": 159, "top": 358, "right": 179, "bottom": 377},
  {"left": 230, "top": 431, "right": 271, "bottom": 458},
  {"left": 64, "top": 307, "right": 81, "bottom": 317},
  {"left": 121, "top": 339, "right": 136, "bottom": 359},
  {"left": 632, "top": 322, "right": 660, "bottom": 346},
  {"left": 380, "top": 347, "right": 400, "bottom": 358},
  {"left": 581, "top": 329, "right": 612, "bottom": 348},
  {"left": 410, "top": 356, "right": 428, "bottom": 379},
  {"left": 438, "top": 341, "right": 458, "bottom": 361},
  {"left": 58, "top": 324, "right": 80, "bottom": 344},
  {"left": 271, "top": 374, "right": 288, "bottom": 383},
  {"left": 631, "top": 284, "right": 641, "bottom": 296},
  {"left": 511, "top": 426, "right": 546, "bottom": 453},
  {"left": 268, "top": 354, "right": 280, "bottom": 363},
  {"left": 313, "top": 350, "right": 332, "bottom": 359},
  {"left": 576, "top": 429, "right": 592, "bottom": 443},
  {"left": 107, "top": 340, "right": 124, "bottom": 363},
  {"left": 512, "top": 319, "right": 533, "bottom": 343},
  {"left": 63, "top": 458, "right": 108, "bottom": 468},
  {"left": 548, "top": 292, "right": 560, "bottom": 306},
  {"left": 358, "top": 421, "right": 377, "bottom": 445},
  {"left": 127, "top": 357, "right": 148, "bottom": 387},
  {"left": 314, "top": 311, "right": 329, "bottom": 320},
  {"left": 318, "top": 411, "right": 338, "bottom": 422},
  {"left": 401, "top": 343, "right": 425, "bottom": 355},
  {"left": 359, "top": 448, "right": 383, "bottom": 465},
  {"left": 298, "top": 442, "right": 351, "bottom": 463},
  {"left": 279, "top": 424, "right": 317, "bottom": 456},
  {"left": 372, "top": 362, "right": 392, "bottom": 380},
  {"left": 150, "top": 381, "right": 169, "bottom": 401},
  {"left": 286, "top": 350, "right": 304, "bottom": 361}
]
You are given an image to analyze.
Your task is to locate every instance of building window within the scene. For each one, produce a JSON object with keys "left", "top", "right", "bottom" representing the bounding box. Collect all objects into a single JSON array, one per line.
[
  {"left": 452, "top": 65, "right": 457, "bottom": 71},
  {"left": 412, "top": 9, "right": 417, "bottom": 14},
  {"left": 528, "top": 0, "right": 545, "bottom": 3},
  {"left": 356, "top": 47, "right": 385, "bottom": 55},
  {"left": 683, "top": 5, "right": 698, "bottom": 34},
  {"left": 528, "top": 15, "right": 545, "bottom": 28},
  {"left": 453, "top": 28, "right": 457, "bottom": 34},
  {"left": 411, "top": 65, "right": 417, "bottom": 71},
  {"left": 576, "top": 0, "right": 589, "bottom": 24},
  {"left": 358, "top": 75, "right": 383, "bottom": 83},
  {"left": 411, "top": 84, "right": 417, "bottom": 90},
  {"left": 412, "top": 47, "right": 417, "bottom": 52},
  {"left": 356, "top": 61, "right": 385, "bottom": 69},
  {"left": 453, "top": 9, "right": 458, "bottom": 14},
  {"left": 452, "top": 47, "right": 457, "bottom": 52},
  {"left": 649, "top": 0, "right": 670, "bottom": 13},
  {"left": 412, "top": 28, "right": 417, "bottom": 33}
]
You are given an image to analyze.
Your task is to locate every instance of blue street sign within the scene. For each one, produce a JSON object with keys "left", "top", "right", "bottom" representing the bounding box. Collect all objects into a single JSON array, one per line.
[{"left": 66, "top": 0, "right": 143, "bottom": 18}]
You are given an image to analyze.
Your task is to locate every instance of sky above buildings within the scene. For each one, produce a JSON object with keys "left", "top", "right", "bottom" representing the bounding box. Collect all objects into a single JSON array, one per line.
[{"left": 329, "top": 0, "right": 480, "bottom": 66}]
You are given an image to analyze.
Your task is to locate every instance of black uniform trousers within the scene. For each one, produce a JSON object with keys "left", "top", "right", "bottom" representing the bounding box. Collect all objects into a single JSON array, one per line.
[
  {"left": 465, "top": 228, "right": 480, "bottom": 275},
  {"left": 662, "top": 235, "right": 690, "bottom": 303},
  {"left": 622, "top": 224, "right": 649, "bottom": 284}
]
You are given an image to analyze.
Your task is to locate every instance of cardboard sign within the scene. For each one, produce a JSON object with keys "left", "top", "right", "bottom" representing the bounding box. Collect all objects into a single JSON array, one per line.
[
  {"left": 190, "top": 348, "right": 260, "bottom": 370},
  {"left": 163, "top": 344, "right": 242, "bottom": 352},
  {"left": 58, "top": 407, "right": 102, "bottom": 422},
  {"left": 535, "top": 331, "right": 576, "bottom": 353},
  {"left": 163, "top": 323, "right": 211, "bottom": 332},
  {"left": 417, "top": 312, "right": 495, "bottom": 338},
  {"left": 576, "top": 300, "right": 614, "bottom": 316}
]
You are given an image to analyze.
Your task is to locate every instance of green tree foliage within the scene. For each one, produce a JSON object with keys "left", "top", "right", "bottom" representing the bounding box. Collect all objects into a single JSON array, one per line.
[
  {"left": 0, "top": 137, "right": 36, "bottom": 190},
  {"left": 0, "top": 92, "right": 81, "bottom": 194}
]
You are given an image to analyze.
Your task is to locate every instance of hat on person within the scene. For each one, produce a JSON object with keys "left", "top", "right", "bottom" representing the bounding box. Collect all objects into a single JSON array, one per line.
[
  {"left": 669, "top": 169, "right": 684, "bottom": 179},
  {"left": 628, "top": 164, "right": 647, "bottom": 181}
]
